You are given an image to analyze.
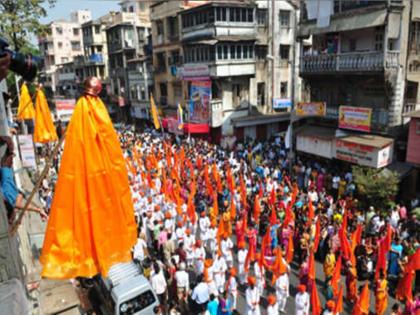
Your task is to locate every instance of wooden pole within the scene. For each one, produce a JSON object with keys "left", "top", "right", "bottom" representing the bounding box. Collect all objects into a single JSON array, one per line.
[{"left": 9, "top": 133, "right": 65, "bottom": 236}]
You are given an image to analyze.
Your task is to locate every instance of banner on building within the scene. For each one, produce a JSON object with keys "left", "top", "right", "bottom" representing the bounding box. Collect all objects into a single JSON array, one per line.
[
  {"left": 55, "top": 99, "right": 76, "bottom": 122},
  {"left": 296, "top": 102, "right": 326, "bottom": 116},
  {"left": 189, "top": 80, "right": 211, "bottom": 123},
  {"left": 338, "top": 106, "right": 372, "bottom": 132},
  {"left": 17, "top": 135, "right": 36, "bottom": 168},
  {"left": 167, "top": 118, "right": 184, "bottom": 135},
  {"left": 179, "top": 64, "right": 210, "bottom": 81},
  {"left": 273, "top": 98, "right": 292, "bottom": 110}
]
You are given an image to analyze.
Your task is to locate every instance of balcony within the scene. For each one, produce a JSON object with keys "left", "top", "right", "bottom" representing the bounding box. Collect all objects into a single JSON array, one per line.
[
  {"left": 300, "top": 51, "right": 399, "bottom": 74},
  {"left": 209, "top": 60, "right": 255, "bottom": 77}
]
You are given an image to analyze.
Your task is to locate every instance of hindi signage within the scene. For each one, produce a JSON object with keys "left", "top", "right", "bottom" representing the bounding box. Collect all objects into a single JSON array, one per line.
[
  {"left": 296, "top": 102, "right": 326, "bottom": 116},
  {"left": 17, "top": 135, "right": 36, "bottom": 168},
  {"left": 55, "top": 99, "right": 76, "bottom": 122},
  {"left": 338, "top": 106, "right": 372, "bottom": 132}
]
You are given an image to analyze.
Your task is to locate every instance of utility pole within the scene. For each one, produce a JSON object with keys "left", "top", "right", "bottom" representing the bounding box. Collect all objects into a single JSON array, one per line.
[{"left": 288, "top": 3, "right": 299, "bottom": 174}]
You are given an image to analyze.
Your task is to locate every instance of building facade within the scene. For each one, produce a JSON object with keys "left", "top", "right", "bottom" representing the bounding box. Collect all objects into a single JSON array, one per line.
[
  {"left": 105, "top": 9, "right": 151, "bottom": 112},
  {"left": 298, "top": 0, "right": 420, "bottom": 135},
  {"left": 38, "top": 10, "right": 92, "bottom": 93}
]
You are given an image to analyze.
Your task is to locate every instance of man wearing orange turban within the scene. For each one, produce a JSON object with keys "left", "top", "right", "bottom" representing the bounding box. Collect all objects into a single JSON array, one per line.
[
  {"left": 295, "top": 284, "right": 309, "bottom": 315},
  {"left": 267, "top": 294, "right": 278, "bottom": 315},
  {"left": 246, "top": 276, "right": 261, "bottom": 315}
]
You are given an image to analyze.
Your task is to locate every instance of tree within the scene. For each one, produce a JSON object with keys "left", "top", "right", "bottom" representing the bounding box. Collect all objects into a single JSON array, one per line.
[
  {"left": 0, "top": 0, "right": 56, "bottom": 51},
  {"left": 352, "top": 165, "right": 399, "bottom": 212}
]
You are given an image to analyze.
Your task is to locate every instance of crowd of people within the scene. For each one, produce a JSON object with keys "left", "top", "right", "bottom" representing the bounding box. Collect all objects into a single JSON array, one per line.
[{"left": 117, "top": 127, "right": 419, "bottom": 315}]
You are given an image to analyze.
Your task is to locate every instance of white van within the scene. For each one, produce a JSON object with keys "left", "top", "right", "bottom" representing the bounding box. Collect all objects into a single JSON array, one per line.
[{"left": 89, "top": 261, "right": 159, "bottom": 315}]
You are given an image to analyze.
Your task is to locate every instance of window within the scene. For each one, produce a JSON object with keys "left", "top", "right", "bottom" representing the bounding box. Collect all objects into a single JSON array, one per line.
[
  {"left": 156, "top": 20, "right": 164, "bottom": 36},
  {"left": 61, "top": 57, "right": 68, "bottom": 63},
  {"left": 170, "top": 50, "right": 180, "bottom": 65},
  {"left": 257, "top": 82, "right": 265, "bottom": 106},
  {"left": 71, "top": 41, "right": 81, "bottom": 51},
  {"left": 374, "top": 27, "right": 384, "bottom": 51},
  {"left": 131, "top": 86, "right": 137, "bottom": 100},
  {"left": 156, "top": 52, "right": 166, "bottom": 72},
  {"left": 140, "top": 87, "right": 146, "bottom": 100},
  {"left": 73, "top": 28, "right": 79, "bottom": 36},
  {"left": 167, "top": 16, "right": 179, "bottom": 39},
  {"left": 279, "top": 10, "right": 291, "bottom": 28},
  {"left": 56, "top": 27, "right": 63, "bottom": 35},
  {"left": 140, "top": 2, "right": 145, "bottom": 11},
  {"left": 232, "top": 84, "right": 241, "bottom": 107},
  {"left": 58, "top": 42, "right": 63, "bottom": 48},
  {"left": 243, "top": 45, "right": 249, "bottom": 59},
  {"left": 236, "top": 45, "right": 242, "bottom": 59},
  {"left": 230, "top": 45, "right": 236, "bottom": 59},
  {"left": 349, "top": 39, "right": 356, "bottom": 52},
  {"left": 279, "top": 44, "right": 290, "bottom": 60},
  {"left": 248, "top": 9, "right": 253, "bottom": 22},
  {"left": 95, "top": 25, "right": 100, "bottom": 34},
  {"left": 217, "top": 45, "right": 223, "bottom": 60},
  {"left": 216, "top": 7, "right": 226, "bottom": 21},
  {"left": 129, "top": 6, "right": 134, "bottom": 13},
  {"left": 280, "top": 81, "right": 288, "bottom": 98},
  {"left": 223, "top": 45, "right": 228, "bottom": 59},
  {"left": 160, "top": 83, "right": 168, "bottom": 97},
  {"left": 257, "top": 9, "right": 267, "bottom": 26}
]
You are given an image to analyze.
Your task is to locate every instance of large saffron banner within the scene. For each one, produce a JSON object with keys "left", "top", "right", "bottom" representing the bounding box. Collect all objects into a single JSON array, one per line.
[{"left": 189, "top": 80, "right": 211, "bottom": 123}]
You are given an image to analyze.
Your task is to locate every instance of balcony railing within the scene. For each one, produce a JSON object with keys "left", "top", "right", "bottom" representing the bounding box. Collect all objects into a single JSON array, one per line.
[{"left": 300, "top": 51, "right": 399, "bottom": 74}]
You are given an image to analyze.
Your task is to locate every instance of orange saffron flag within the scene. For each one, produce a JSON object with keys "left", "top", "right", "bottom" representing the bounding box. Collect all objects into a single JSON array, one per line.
[
  {"left": 17, "top": 82, "right": 35, "bottom": 120},
  {"left": 34, "top": 88, "right": 58, "bottom": 143},
  {"left": 311, "top": 281, "right": 322, "bottom": 315},
  {"left": 230, "top": 196, "right": 236, "bottom": 220},
  {"left": 271, "top": 248, "right": 287, "bottom": 284},
  {"left": 331, "top": 255, "right": 342, "bottom": 296},
  {"left": 308, "top": 198, "right": 315, "bottom": 224},
  {"left": 240, "top": 175, "right": 247, "bottom": 210},
  {"left": 286, "top": 232, "right": 294, "bottom": 263},
  {"left": 313, "top": 219, "right": 321, "bottom": 252},
  {"left": 335, "top": 285, "right": 344, "bottom": 313},
  {"left": 352, "top": 283, "right": 370, "bottom": 315},
  {"left": 308, "top": 250, "right": 316, "bottom": 281},
  {"left": 40, "top": 94, "right": 137, "bottom": 279}
]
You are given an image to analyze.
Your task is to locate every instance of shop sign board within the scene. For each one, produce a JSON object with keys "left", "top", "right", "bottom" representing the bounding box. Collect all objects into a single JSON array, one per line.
[
  {"left": 273, "top": 98, "right": 291, "bottom": 110},
  {"left": 17, "top": 135, "right": 36, "bottom": 168},
  {"left": 334, "top": 139, "right": 393, "bottom": 168},
  {"left": 338, "top": 106, "right": 372, "bottom": 132},
  {"left": 296, "top": 102, "right": 326, "bottom": 116},
  {"left": 55, "top": 99, "right": 76, "bottom": 122}
]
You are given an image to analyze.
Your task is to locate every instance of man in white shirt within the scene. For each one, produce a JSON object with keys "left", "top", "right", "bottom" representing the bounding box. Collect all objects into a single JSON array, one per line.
[
  {"left": 133, "top": 234, "right": 147, "bottom": 262},
  {"left": 275, "top": 272, "right": 289, "bottom": 313},
  {"left": 213, "top": 253, "right": 227, "bottom": 293},
  {"left": 237, "top": 242, "right": 248, "bottom": 285},
  {"left": 175, "top": 262, "right": 189, "bottom": 300},
  {"left": 150, "top": 263, "right": 167, "bottom": 310},
  {"left": 295, "top": 284, "right": 309, "bottom": 315},
  {"left": 245, "top": 276, "right": 261, "bottom": 315},
  {"left": 221, "top": 235, "right": 234, "bottom": 268},
  {"left": 199, "top": 211, "right": 210, "bottom": 242},
  {"left": 192, "top": 275, "right": 210, "bottom": 312}
]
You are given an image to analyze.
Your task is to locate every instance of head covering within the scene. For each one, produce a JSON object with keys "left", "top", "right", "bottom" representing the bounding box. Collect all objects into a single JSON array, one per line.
[
  {"left": 200, "top": 211, "right": 206, "bottom": 217},
  {"left": 248, "top": 276, "right": 256, "bottom": 286},
  {"left": 154, "top": 205, "right": 160, "bottom": 211},
  {"left": 177, "top": 221, "right": 183, "bottom": 227},
  {"left": 238, "top": 241, "right": 245, "bottom": 249},
  {"left": 195, "top": 240, "right": 201, "bottom": 247},
  {"left": 230, "top": 267, "right": 237, "bottom": 276},
  {"left": 185, "top": 228, "right": 191, "bottom": 235},
  {"left": 326, "top": 300, "right": 336, "bottom": 310},
  {"left": 267, "top": 295, "right": 276, "bottom": 305},
  {"left": 164, "top": 212, "right": 171, "bottom": 219},
  {"left": 204, "top": 259, "right": 213, "bottom": 268},
  {"left": 298, "top": 284, "right": 306, "bottom": 293}
]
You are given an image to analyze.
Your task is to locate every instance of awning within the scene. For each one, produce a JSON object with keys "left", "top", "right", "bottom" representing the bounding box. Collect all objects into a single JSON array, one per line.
[
  {"left": 340, "top": 134, "right": 393, "bottom": 149},
  {"left": 299, "top": 8, "right": 387, "bottom": 36},
  {"left": 183, "top": 123, "right": 210, "bottom": 134},
  {"left": 232, "top": 113, "right": 290, "bottom": 128}
]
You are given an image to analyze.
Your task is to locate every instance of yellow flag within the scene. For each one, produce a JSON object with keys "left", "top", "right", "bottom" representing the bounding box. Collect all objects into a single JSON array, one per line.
[
  {"left": 150, "top": 93, "right": 160, "bottom": 130},
  {"left": 34, "top": 89, "right": 58, "bottom": 143},
  {"left": 40, "top": 94, "right": 137, "bottom": 279},
  {"left": 17, "top": 83, "right": 35, "bottom": 120}
]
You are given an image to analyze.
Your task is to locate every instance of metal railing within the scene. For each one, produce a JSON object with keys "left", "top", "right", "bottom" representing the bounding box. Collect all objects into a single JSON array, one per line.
[
  {"left": 403, "top": 103, "right": 420, "bottom": 114},
  {"left": 300, "top": 51, "right": 399, "bottom": 73}
]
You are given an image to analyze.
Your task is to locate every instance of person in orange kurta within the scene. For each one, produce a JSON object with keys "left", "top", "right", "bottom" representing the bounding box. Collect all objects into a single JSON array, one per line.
[
  {"left": 346, "top": 263, "right": 358, "bottom": 303},
  {"left": 375, "top": 271, "right": 388, "bottom": 315}
]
